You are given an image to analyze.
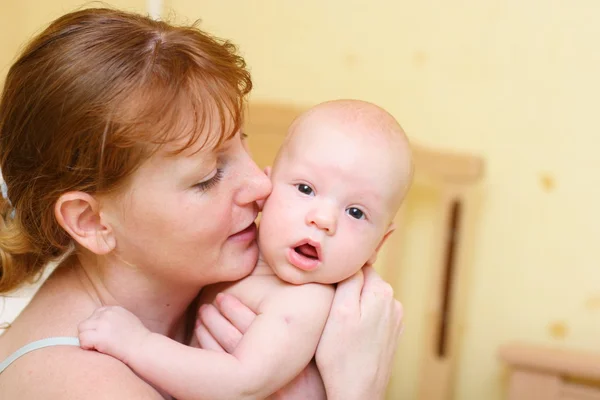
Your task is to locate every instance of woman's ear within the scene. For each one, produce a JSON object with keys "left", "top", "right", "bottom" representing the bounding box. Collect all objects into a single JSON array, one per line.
[
  {"left": 54, "top": 192, "right": 116, "bottom": 255},
  {"left": 366, "top": 223, "right": 396, "bottom": 266}
]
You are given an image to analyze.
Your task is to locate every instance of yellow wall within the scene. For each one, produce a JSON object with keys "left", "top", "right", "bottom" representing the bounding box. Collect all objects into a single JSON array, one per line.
[
  {"left": 0, "top": 1, "right": 24, "bottom": 81},
  {"left": 164, "top": 1, "right": 600, "bottom": 399},
  {"left": 2, "top": 1, "right": 599, "bottom": 399},
  {"left": 0, "top": 0, "right": 148, "bottom": 84}
]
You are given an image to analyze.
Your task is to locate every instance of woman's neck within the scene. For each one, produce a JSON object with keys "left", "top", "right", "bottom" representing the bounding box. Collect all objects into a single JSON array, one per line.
[{"left": 73, "top": 251, "right": 201, "bottom": 340}]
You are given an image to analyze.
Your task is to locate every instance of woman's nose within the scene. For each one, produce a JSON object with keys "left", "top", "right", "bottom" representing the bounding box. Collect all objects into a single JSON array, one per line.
[{"left": 235, "top": 157, "right": 272, "bottom": 206}]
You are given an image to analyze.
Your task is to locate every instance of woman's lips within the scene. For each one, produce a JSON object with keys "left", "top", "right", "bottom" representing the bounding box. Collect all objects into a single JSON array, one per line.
[{"left": 228, "top": 222, "right": 257, "bottom": 242}]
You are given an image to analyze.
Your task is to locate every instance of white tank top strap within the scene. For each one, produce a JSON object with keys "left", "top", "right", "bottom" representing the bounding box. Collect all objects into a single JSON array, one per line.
[{"left": 0, "top": 336, "right": 80, "bottom": 374}]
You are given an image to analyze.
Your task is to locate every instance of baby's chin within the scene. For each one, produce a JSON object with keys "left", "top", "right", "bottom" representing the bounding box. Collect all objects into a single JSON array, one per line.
[{"left": 272, "top": 263, "right": 343, "bottom": 286}]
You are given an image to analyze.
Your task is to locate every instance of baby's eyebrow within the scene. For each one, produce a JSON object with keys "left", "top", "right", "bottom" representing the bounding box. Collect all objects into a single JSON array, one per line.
[{"left": 354, "top": 190, "right": 382, "bottom": 204}]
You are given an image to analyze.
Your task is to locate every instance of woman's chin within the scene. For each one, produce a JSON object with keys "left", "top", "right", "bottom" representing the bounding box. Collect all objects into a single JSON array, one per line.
[{"left": 223, "top": 244, "right": 260, "bottom": 282}]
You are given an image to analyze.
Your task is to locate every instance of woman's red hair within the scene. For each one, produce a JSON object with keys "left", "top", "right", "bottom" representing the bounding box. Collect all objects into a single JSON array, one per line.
[{"left": 0, "top": 7, "right": 252, "bottom": 293}]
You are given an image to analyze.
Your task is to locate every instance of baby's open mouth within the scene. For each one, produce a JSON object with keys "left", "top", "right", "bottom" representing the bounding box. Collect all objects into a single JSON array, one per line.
[
  {"left": 288, "top": 240, "right": 322, "bottom": 271},
  {"left": 294, "top": 244, "right": 319, "bottom": 260}
]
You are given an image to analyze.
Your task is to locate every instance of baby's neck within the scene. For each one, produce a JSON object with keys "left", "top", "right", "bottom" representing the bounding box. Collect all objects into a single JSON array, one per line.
[{"left": 251, "top": 253, "right": 277, "bottom": 276}]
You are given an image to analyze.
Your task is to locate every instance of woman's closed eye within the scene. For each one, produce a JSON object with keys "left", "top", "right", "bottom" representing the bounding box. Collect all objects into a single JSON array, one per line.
[{"left": 194, "top": 168, "right": 224, "bottom": 192}]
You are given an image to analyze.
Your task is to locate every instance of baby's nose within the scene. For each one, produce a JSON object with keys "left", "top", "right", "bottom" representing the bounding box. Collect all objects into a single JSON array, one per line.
[{"left": 306, "top": 206, "right": 337, "bottom": 235}]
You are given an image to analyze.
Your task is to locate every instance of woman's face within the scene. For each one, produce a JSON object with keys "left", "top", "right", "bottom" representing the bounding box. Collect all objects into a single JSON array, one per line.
[{"left": 105, "top": 131, "right": 271, "bottom": 289}]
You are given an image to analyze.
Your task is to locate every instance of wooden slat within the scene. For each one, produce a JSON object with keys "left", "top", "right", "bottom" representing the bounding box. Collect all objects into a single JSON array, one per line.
[
  {"left": 562, "top": 382, "right": 600, "bottom": 400},
  {"left": 417, "top": 188, "right": 463, "bottom": 400},
  {"left": 499, "top": 342, "right": 600, "bottom": 382},
  {"left": 412, "top": 144, "right": 484, "bottom": 185},
  {"left": 245, "top": 102, "right": 484, "bottom": 186},
  {"left": 507, "top": 370, "right": 561, "bottom": 400}
]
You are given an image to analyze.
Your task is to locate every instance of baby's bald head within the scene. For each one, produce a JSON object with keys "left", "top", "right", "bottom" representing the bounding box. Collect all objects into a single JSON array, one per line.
[
  {"left": 290, "top": 99, "right": 405, "bottom": 137},
  {"left": 274, "top": 99, "right": 413, "bottom": 215}
]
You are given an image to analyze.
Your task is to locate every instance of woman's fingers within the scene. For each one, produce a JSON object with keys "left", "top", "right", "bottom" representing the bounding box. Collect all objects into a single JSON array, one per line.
[
  {"left": 361, "top": 266, "right": 394, "bottom": 299},
  {"left": 328, "top": 268, "right": 364, "bottom": 319}
]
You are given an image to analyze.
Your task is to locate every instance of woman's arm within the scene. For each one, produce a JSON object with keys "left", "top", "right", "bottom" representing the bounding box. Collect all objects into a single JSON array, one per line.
[{"left": 199, "top": 266, "right": 403, "bottom": 400}]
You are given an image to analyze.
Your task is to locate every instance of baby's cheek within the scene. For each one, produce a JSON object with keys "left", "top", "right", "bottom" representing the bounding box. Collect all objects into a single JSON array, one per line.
[{"left": 345, "top": 236, "right": 374, "bottom": 263}]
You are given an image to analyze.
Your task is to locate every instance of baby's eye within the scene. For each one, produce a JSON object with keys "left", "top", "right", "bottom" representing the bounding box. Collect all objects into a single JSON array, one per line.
[
  {"left": 296, "top": 184, "right": 314, "bottom": 196},
  {"left": 346, "top": 207, "right": 365, "bottom": 220}
]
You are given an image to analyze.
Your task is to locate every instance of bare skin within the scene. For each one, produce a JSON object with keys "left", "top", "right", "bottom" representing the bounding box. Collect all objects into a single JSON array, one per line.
[{"left": 75, "top": 100, "right": 410, "bottom": 400}]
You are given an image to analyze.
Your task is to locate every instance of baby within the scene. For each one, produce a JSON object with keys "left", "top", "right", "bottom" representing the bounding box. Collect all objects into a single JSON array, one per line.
[{"left": 78, "top": 99, "right": 413, "bottom": 400}]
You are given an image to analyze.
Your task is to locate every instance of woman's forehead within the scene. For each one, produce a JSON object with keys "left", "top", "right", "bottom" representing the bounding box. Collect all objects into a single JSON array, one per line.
[{"left": 158, "top": 109, "right": 237, "bottom": 157}]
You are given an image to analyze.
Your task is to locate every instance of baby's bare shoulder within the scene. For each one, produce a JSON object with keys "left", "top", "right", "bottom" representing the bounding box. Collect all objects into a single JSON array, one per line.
[
  {"left": 198, "top": 273, "right": 285, "bottom": 313},
  {"left": 228, "top": 274, "right": 292, "bottom": 311},
  {"left": 0, "top": 345, "right": 163, "bottom": 399},
  {"left": 261, "top": 281, "right": 335, "bottom": 315}
]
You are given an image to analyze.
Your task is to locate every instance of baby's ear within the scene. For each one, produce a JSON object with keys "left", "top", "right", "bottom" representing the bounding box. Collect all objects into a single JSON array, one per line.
[
  {"left": 55, "top": 192, "right": 116, "bottom": 255},
  {"left": 366, "top": 223, "right": 396, "bottom": 266},
  {"left": 264, "top": 166, "right": 272, "bottom": 177}
]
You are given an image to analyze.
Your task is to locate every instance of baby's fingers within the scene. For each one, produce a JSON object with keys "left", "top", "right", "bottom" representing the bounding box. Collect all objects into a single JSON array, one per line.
[
  {"left": 77, "top": 317, "right": 99, "bottom": 334},
  {"left": 195, "top": 322, "right": 225, "bottom": 352},
  {"left": 214, "top": 293, "right": 255, "bottom": 334},
  {"left": 78, "top": 328, "right": 101, "bottom": 351},
  {"left": 197, "top": 303, "right": 242, "bottom": 354}
]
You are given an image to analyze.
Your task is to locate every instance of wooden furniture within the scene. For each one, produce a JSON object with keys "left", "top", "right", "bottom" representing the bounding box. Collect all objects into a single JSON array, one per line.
[
  {"left": 409, "top": 145, "right": 483, "bottom": 400},
  {"left": 245, "top": 103, "right": 483, "bottom": 183},
  {"left": 499, "top": 342, "right": 600, "bottom": 400},
  {"left": 244, "top": 102, "right": 485, "bottom": 400}
]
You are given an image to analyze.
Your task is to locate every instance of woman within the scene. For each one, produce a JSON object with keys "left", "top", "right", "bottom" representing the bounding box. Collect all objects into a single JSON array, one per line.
[{"left": 0, "top": 7, "right": 403, "bottom": 399}]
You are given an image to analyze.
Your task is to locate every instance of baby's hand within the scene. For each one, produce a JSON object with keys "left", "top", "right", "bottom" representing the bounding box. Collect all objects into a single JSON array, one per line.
[{"left": 78, "top": 305, "right": 150, "bottom": 365}]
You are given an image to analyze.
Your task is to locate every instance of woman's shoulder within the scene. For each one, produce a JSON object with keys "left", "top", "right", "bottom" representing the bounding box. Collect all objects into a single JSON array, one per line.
[
  {"left": 0, "top": 343, "right": 164, "bottom": 399},
  {"left": 0, "top": 267, "right": 164, "bottom": 398}
]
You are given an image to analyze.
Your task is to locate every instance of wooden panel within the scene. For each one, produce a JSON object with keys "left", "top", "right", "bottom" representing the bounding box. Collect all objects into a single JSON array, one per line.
[
  {"left": 243, "top": 103, "right": 299, "bottom": 169},
  {"left": 245, "top": 130, "right": 286, "bottom": 169},
  {"left": 499, "top": 343, "right": 600, "bottom": 400},
  {"left": 499, "top": 343, "right": 600, "bottom": 382},
  {"left": 507, "top": 370, "right": 561, "bottom": 400},
  {"left": 562, "top": 382, "right": 600, "bottom": 400},
  {"left": 244, "top": 102, "right": 485, "bottom": 185},
  {"left": 417, "top": 189, "right": 465, "bottom": 400}
]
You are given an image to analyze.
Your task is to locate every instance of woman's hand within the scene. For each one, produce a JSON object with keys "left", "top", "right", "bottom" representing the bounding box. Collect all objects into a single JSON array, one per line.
[
  {"left": 195, "top": 293, "right": 326, "bottom": 399},
  {"left": 315, "top": 266, "right": 404, "bottom": 400}
]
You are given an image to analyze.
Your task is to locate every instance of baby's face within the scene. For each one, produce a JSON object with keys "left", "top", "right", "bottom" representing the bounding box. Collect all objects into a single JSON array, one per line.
[{"left": 258, "top": 119, "right": 409, "bottom": 285}]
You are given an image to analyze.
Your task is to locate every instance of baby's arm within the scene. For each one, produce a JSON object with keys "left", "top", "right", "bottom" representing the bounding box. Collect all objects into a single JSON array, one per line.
[{"left": 78, "top": 283, "right": 333, "bottom": 400}]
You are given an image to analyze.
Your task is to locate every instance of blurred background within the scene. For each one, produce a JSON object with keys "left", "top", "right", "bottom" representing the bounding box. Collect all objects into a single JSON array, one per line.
[{"left": 1, "top": 1, "right": 599, "bottom": 399}]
